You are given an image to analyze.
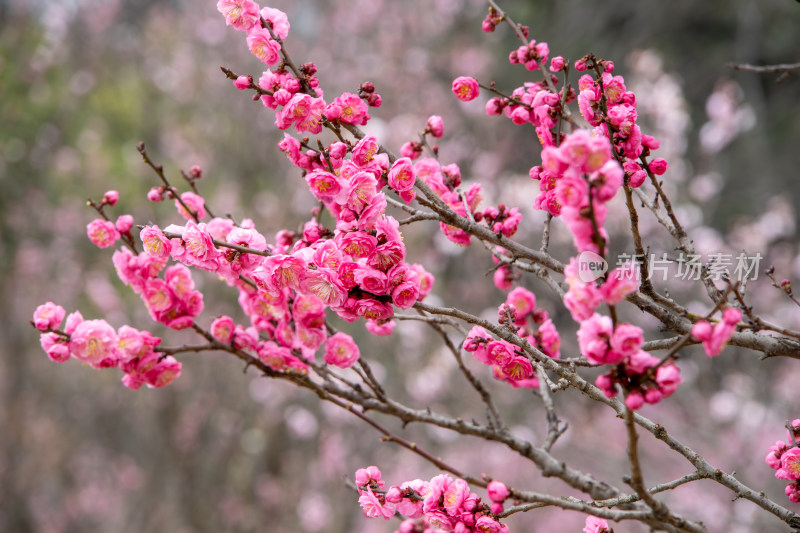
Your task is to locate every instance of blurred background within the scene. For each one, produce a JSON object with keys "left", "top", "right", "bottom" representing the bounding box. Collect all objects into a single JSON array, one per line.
[{"left": 2, "top": 0, "right": 800, "bottom": 531}]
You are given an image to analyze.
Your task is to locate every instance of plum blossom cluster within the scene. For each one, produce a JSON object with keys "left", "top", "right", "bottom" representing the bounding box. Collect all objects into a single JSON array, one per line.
[
  {"left": 559, "top": 259, "right": 682, "bottom": 409},
  {"left": 355, "top": 466, "right": 511, "bottom": 532},
  {"left": 33, "top": 302, "right": 181, "bottom": 389},
  {"left": 220, "top": 0, "right": 382, "bottom": 136},
  {"left": 574, "top": 55, "right": 668, "bottom": 188},
  {"left": 531, "top": 130, "right": 623, "bottom": 254},
  {"left": 690, "top": 307, "right": 742, "bottom": 357},
  {"left": 585, "top": 312, "right": 683, "bottom": 410},
  {"left": 484, "top": 77, "right": 571, "bottom": 148},
  {"left": 85, "top": 189, "right": 135, "bottom": 249},
  {"left": 766, "top": 420, "right": 800, "bottom": 503},
  {"left": 563, "top": 257, "right": 639, "bottom": 322},
  {"left": 405, "top": 154, "right": 522, "bottom": 247},
  {"left": 463, "top": 287, "right": 560, "bottom": 389},
  {"left": 468, "top": 21, "right": 571, "bottom": 147}
]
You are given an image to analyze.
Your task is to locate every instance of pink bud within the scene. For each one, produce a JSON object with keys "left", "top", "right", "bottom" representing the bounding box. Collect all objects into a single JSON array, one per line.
[
  {"left": 649, "top": 158, "right": 668, "bottom": 176},
  {"left": 427, "top": 115, "right": 444, "bottom": 138},
  {"left": 384, "top": 486, "right": 403, "bottom": 504},
  {"left": 549, "top": 56, "right": 566, "bottom": 72},
  {"left": 103, "top": 190, "right": 119, "bottom": 205},
  {"left": 233, "top": 76, "right": 250, "bottom": 90},
  {"left": 625, "top": 390, "right": 644, "bottom": 410},
  {"left": 115, "top": 214, "right": 134, "bottom": 233},
  {"left": 147, "top": 187, "right": 164, "bottom": 202},
  {"left": 487, "top": 480, "right": 510, "bottom": 502}
]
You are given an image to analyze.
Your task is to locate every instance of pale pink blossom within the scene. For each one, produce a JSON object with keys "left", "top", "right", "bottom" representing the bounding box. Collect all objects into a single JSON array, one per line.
[
  {"left": 442, "top": 478, "right": 470, "bottom": 516},
  {"left": 33, "top": 301, "right": 65, "bottom": 331},
  {"left": 246, "top": 27, "right": 281, "bottom": 66},
  {"left": 355, "top": 465, "right": 383, "bottom": 487},
  {"left": 365, "top": 319, "right": 395, "bottom": 336},
  {"left": 217, "top": 0, "right": 260, "bottom": 31},
  {"left": 301, "top": 268, "right": 346, "bottom": 307},
  {"left": 69, "top": 319, "right": 119, "bottom": 366},
  {"left": 144, "top": 356, "right": 182, "bottom": 388},
  {"left": 176, "top": 191, "right": 206, "bottom": 220},
  {"left": 260, "top": 6, "right": 290, "bottom": 40},
  {"left": 601, "top": 262, "right": 640, "bottom": 304},
  {"left": 211, "top": 315, "right": 235, "bottom": 343},
  {"left": 564, "top": 283, "right": 602, "bottom": 322},
  {"left": 182, "top": 221, "right": 221, "bottom": 271},
  {"left": 358, "top": 488, "right": 395, "bottom": 520},
  {"left": 40, "top": 333, "right": 70, "bottom": 363},
  {"left": 140, "top": 225, "right": 172, "bottom": 260},
  {"left": 626, "top": 349, "right": 660, "bottom": 374},
  {"left": 64, "top": 310, "right": 84, "bottom": 334}
]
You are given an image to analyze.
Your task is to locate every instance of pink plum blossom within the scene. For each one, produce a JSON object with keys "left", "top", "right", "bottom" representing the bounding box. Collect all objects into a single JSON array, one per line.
[
  {"left": 260, "top": 6, "right": 290, "bottom": 40},
  {"left": 324, "top": 332, "right": 360, "bottom": 368},
  {"left": 33, "top": 301, "right": 65, "bottom": 331},
  {"left": 176, "top": 191, "right": 207, "bottom": 220},
  {"left": 584, "top": 515, "right": 611, "bottom": 533},
  {"left": 69, "top": 319, "right": 119, "bottom": 367},
  {"left": 246, "top": 27, "right": 282, "bottom": 66},
  {"left": 452, "top": 76, "right": 480, "bottom": 101},
  {"left": 211, "top": 315, "right": 235, "bottom": 343},
  {"left": 87, "top": 219, "right": 120, "bottom": 248},
  {"left": 776, "top": 447, "right": 800, "bottom": 481},
  {"left": 217, "top": 0, "right": 260, "bottom": 31}
]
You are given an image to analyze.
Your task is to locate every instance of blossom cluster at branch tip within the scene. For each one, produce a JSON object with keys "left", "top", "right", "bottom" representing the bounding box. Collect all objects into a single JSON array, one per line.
[
  {"left": 34, "top": 303, "right": 180, "bottom": 389},
  {"left": 575, "top": 55, "right": 667, "bottom": 188},
  {"left": 766, "top": 419, "right": 800, "bottom": 502},
  {"left": 356, "top": 466, "right": 511, "bottom": 532},
  {"left": 463, "top": 286, "right": 560, "bottom": 389},
  {"left": 690, "top": 307, "right": 742, "bottom": 357}
]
